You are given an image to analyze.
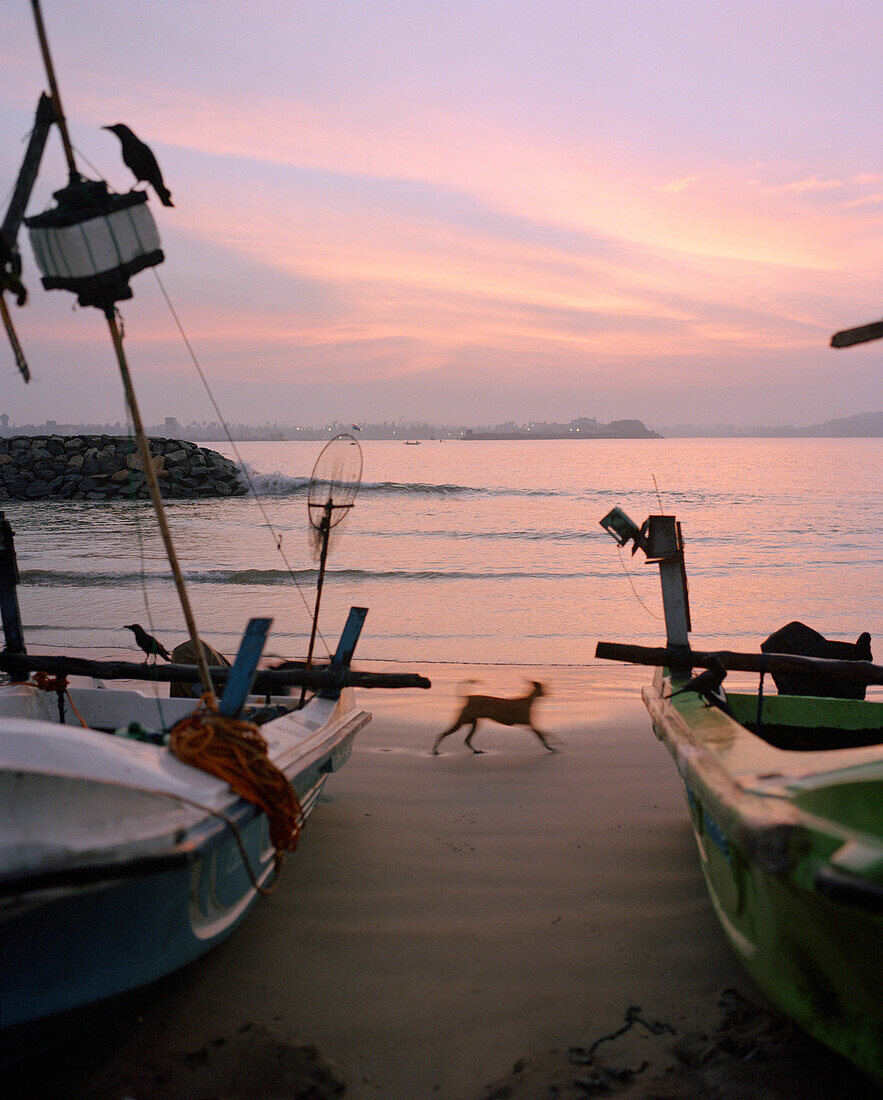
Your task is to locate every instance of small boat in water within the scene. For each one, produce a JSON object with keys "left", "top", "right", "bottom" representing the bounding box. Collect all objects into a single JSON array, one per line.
[{"left": 597, "top": 507, "right": 883, "bottom": 1082}]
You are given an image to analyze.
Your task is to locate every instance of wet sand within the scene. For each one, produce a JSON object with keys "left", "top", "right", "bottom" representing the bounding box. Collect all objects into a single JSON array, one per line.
[{"left": 5, "top": 665, "right": 877, "bottom": 1098}]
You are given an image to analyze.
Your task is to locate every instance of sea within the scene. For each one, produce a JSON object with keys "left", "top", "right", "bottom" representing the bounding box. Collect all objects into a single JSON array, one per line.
[{"left": 4, "top": 438, "right": 882, "bottom": 682}]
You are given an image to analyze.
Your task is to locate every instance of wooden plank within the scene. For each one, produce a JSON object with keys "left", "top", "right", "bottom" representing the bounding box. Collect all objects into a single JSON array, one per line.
[
  {"left": 0, "top": 651, "right": 431, "bottom": 691},
  {"left": 0, "top": 513, "right": 25, "bottom": 655},
  {"left": 595, "top": 641, "right": 883, "bottom": 685},
  {"left": 218, "top": 617, "right": 271, "bottom": 717},
  {"left": 319, "top": 606, "right": 368, "bottom": 700},
  {"left": 830, "top": 320, "right": 883, "bottom": 348},
  {"left": 332, "top": 607, "right": 368, "bottom": 667}
]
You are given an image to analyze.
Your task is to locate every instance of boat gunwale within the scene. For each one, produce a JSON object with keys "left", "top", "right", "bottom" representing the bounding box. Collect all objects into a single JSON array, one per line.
[{"left": 0, "top": 698, "right": 370, "bottom": 902}]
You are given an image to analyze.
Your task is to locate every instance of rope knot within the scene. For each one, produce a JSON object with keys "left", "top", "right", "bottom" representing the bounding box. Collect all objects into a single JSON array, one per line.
[{"left": 33, "top": 671, "right": 69, "bottom": 693}]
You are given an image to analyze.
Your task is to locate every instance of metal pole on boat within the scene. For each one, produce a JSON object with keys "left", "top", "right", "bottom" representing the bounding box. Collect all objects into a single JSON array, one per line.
[
  {"left": 29, "top": 0, "right": 78, "bottom": 180},
  {"left": 300, "top": 500, "right": 333, "bottom": 706},
  {"left": 106, "top": 314, "right": 215, "bottom": 697}
]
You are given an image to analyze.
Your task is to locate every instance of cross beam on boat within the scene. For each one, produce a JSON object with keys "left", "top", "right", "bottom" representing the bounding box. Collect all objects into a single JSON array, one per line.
[
  {"left": 0, "top": 650, "right": 431, "bottom": 693},
  {"left": 595, "top": 641, "right": 883, "bottom": 687}
]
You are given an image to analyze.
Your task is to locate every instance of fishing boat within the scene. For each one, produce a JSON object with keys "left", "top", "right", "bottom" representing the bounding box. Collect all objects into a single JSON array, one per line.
[
  {"left": 596, "top": 507, "right": 883, "bottom": 1081},
  {"left": 0, "top": 2, "right": 429, "bottom": 1045}
]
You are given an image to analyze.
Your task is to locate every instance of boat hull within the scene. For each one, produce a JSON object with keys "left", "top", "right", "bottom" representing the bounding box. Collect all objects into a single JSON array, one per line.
[
  {"left": 643, "top": 670, "right": 883, "bottom": 1080},
  {"left": 0, "top": 688, "right": 369, "bottom": 1034}
]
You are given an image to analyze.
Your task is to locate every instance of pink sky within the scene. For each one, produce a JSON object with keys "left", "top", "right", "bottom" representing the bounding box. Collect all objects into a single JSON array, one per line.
[{"left": 2, "top": 1, "right": 881, "bottom": 429}]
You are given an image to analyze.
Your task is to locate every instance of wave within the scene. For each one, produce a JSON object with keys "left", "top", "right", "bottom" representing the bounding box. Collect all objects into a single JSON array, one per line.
[
  {"left": 365, "top": 527, "right": 599, "bottom": 542},
  {"left": 242, "top": 471, "right": 311, "bottom": 496},
  {"left": 238, "top": 464, "right": 558, "bottom": 499},
  {"left": 20, "top": 565, "right": 615, "bottom": 587}
]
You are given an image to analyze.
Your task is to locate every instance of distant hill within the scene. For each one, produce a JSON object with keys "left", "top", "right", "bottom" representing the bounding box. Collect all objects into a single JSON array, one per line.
[{"left": 657, "top": 411, "right": 883, "bottom": 438}]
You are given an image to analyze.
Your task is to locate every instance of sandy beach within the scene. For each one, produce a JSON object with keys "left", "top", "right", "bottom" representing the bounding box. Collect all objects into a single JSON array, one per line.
[{"left": 5, "top": 665, "right": 878, "bottom": 1099}]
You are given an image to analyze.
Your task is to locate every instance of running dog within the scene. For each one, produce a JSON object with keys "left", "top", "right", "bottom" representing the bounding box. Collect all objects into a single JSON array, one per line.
[{"left": 432, "top": 680, "right": 556, "bottom": 755}]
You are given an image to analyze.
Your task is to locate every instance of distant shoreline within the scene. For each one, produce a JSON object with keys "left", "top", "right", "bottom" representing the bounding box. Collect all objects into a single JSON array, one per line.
[{"left": 2, "top": 410, "right": 879, "bottom": 442}]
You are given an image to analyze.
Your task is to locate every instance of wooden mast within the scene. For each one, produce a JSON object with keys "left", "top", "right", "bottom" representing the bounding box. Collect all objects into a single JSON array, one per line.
[
  {"left": 29, "top": 0, "right": 215, "bottom": 696},
  {"left": 107, "top": 319, "right": 214, "bottom": 695}
]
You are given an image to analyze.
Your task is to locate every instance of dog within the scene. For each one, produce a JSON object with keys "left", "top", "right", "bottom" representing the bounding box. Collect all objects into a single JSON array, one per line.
[{"left": 432, "top": 680, "right": 556, "bottom": 755}]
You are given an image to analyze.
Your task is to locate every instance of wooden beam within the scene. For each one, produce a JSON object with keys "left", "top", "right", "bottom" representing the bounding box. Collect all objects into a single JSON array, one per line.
[
  {"left": 830, "top": 320, "right": 883, "bottom": 348},
  {"left": 595, "top": 641, "right": 883, "bottom": 685},
  {"left": 0, "top": 650, "right": 431, "bottom": 691}
]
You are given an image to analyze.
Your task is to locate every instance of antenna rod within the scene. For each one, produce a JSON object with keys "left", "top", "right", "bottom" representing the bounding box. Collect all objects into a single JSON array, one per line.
[
  {"left": 107, "top": 315, "right": 215, "bottom": 697},
  {"left": 30, "top": 0, "right": 78, "bottom": 178}
]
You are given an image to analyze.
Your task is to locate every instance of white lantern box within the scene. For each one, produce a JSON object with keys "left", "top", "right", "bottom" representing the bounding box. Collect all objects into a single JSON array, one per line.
[{"left": 26, "top": 177, "right": 164, "bottom": 312}]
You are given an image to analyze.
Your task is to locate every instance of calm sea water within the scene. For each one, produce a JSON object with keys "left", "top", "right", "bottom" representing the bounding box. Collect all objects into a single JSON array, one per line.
[{"left": 4, "top": 438, "right": 881, "bottom": 671}]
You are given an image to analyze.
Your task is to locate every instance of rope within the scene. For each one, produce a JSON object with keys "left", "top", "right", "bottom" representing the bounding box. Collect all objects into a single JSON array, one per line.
[
  {"left": 32, "top": 670, "right": 68, "bottom": 694},
  {"left": 151, "top": 269, "right": 329, "bottom": 658},
  {"left": 168, "top": 695, "right": 302, "bottom": 868},
  {"left": 616, "top": 545, "right": 662, "bottom": 621},
  {"left": 30, "top": 670, "right": 89, "bottom": 727}
]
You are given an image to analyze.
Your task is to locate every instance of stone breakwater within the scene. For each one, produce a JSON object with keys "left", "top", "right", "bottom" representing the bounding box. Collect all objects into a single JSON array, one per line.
[{"left": 0, "top": 435, "right": 246, "bottom": 501}]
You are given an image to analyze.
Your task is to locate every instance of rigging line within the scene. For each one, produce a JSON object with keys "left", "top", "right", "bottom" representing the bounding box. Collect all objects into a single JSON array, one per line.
[
  {"left": 150, "top": 268, "right": 330, "bottom": 658},
  {"left": 616, "top": 544, "right": 662, "bottom": 621},
  {"left": 125, "top": 414, "right": 169, "bottom": 726},
  {"left": 652, "top": 474, "right": 664, "bottom": 514}
]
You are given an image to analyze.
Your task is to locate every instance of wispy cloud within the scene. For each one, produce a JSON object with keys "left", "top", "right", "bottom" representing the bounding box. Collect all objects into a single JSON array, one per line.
[{"left": 657, "top": 175, "right": 704, "bottom": 194}]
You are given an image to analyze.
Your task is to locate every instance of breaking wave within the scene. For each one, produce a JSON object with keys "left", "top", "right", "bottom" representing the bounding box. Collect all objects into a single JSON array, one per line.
[{"left": 239, "top": 464, "right": 557, "bottom": 499}]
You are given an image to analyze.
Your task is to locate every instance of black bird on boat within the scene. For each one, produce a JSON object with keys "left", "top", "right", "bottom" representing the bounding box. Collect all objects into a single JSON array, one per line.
[
  {"left": 668, "top": 656, "right": 730, "bottom": 712},
  {"left": 124, "top": 623, "right": 172, "bottom": 663},
  {"left": 103, "top": 123, "right": 174, "bottom": 206}
]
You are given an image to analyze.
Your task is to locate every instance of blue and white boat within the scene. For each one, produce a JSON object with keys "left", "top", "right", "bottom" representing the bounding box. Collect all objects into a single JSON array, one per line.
[
  {"left": 0, "top": 662, "right": 370, "bottom": 1035},
  {"left": 0, "top": 1, "right": 429, "bottom": 1048}
]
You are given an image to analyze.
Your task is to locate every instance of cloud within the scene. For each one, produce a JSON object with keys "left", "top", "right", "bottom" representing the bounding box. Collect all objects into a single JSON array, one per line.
[{"left": 657, "top": 175, "right": 704, "bottom": 193}]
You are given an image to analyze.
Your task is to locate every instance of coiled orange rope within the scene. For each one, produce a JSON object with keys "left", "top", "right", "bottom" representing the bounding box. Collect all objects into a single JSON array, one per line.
[{"left": 168, "top": 696, "right": 302, "bottom": 858}]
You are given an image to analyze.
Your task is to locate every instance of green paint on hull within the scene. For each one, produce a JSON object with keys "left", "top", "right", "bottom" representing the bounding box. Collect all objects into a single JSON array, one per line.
[{"left": 644, "top": 669, "right": 883, "bottom": 1081}]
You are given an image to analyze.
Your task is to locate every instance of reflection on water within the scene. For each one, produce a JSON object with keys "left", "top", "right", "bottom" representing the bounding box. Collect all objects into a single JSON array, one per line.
[{"left": 5, "top": 438, "right": 882, "bottom": 667}]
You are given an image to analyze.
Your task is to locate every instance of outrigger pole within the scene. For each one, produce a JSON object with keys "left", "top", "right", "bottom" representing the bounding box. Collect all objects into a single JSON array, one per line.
[{"left": 28, "top": 0, "right": 215, "bottom": 696}]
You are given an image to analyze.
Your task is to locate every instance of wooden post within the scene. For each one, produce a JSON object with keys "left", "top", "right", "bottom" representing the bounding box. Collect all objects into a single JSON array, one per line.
[
  {"left": 30, "top": 0, "right": 78, "bottom": 179},
  {"left": 647, "top": 517, "right": 691, "bottom": 650},
  {"left": 300, "top": 500, "right": 333, "bottom": 706},
  {"left": 1, "top": 92, "right": 55, "bottom": 251},
  {"left": 106, "top": 314, "right": 215, "bottom": 696},
  {"left": 0, "top": 513, "right": 26, "bottom": 655}
]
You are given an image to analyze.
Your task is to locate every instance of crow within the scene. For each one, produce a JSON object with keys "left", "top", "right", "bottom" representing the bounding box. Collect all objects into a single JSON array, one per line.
[
  {"left": 668, "top": 656, "right": 730, "bottom": 712},
  {"left": 103, "top": 123, "right": 174, "bottom": 206},
  {"left": 125, "top": 623, "right": 172, "bottom": 662}
]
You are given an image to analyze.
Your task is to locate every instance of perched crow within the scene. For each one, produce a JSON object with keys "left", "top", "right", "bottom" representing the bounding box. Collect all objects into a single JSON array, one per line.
[
  {"left": 103, "top": 123, "right": 174, "bottom": 206},
  {"left": 125, "top": 623, "right": 172, "bottom": 662},
  {"left": 668, "top": 656, "right": 730, "bottom": 712}
]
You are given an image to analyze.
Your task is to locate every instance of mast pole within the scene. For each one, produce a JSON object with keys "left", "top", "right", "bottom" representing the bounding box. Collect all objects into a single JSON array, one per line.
[
  {"left": 107, "top": 315, "right": 215, "bottom": 697},
  {"left": 30, "top": 0, "right": 78, "bottom": 178},
  {"left": 299, "top": 501, "right": 332, "bottom": 707}
]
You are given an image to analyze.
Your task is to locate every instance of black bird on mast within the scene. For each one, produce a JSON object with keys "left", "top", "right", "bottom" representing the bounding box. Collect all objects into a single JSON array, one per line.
[
  {"left": 103, "top": 123, "right": 174, "bottom": 206},
  {"left": 124, "top": 623, "right": 172, "bottom": 663}
]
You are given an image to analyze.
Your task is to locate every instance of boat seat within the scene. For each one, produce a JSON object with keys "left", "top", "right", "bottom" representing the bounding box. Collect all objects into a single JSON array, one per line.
[{"left": 761, "top": 621, "right": 872, "bottom": 700}]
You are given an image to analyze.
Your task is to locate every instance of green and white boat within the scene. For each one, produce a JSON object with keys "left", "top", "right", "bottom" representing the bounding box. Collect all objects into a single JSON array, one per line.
[{"left": 597, "top": 507, "right": 883, "bottom": 1082}]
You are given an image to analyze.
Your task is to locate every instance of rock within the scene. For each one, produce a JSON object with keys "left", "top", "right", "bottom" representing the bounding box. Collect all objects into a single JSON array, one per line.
[{"left": 0, "top": 436, "right": 244, "bottom": 501}]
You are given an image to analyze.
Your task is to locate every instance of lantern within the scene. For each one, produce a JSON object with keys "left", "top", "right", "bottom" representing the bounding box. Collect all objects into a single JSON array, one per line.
[{"left": 25, "top": 177, "right": 163, "bottom": 312}]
